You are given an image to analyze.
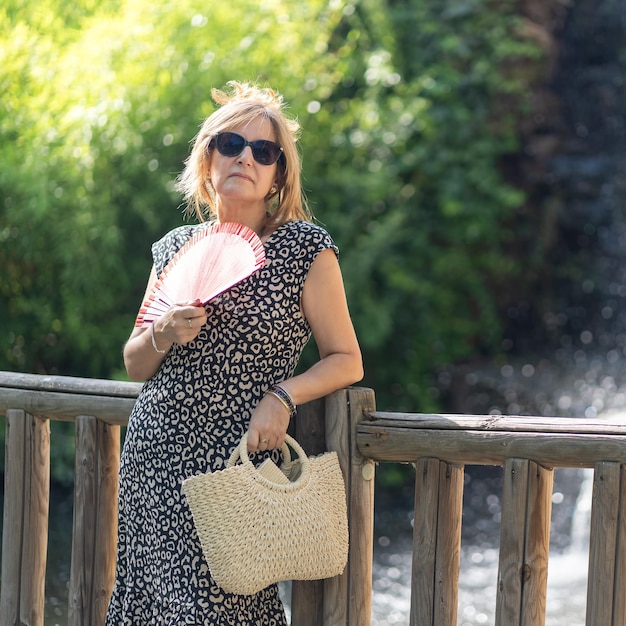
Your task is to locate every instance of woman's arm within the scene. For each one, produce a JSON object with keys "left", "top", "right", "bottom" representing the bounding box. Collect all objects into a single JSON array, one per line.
[
  {"left": 247, "top": 248, "right": 363, "bottom": 450},
  {"left": 123, "top": 266, "right": 208, "bottom": 381}
]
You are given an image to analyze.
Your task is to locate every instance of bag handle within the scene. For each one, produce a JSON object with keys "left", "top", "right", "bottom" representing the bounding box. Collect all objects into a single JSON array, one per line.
[{"left": 227, "top": 433, "right": 310, "bottom": 482}]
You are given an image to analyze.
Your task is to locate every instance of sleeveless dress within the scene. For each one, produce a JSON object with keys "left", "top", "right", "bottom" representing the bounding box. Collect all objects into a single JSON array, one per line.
[{"left": 106, "top": 220, "right": 338, "bottom": 625}]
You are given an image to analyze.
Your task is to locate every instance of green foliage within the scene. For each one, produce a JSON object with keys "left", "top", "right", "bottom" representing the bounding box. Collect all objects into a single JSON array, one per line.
[
  {"left": 0, "top": 0, "right": 335, "bottom": 378},
  {"left": 0, "top": 0, "right": 550, "bottom": 481},
  {"left": 299, "top": 0, "right": 540, "bottom": 409}
]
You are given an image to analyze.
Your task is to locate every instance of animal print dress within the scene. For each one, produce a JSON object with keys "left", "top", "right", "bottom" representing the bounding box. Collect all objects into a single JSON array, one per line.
[{"left": 106, "top": 220, "right": 338, "bottom": 625}]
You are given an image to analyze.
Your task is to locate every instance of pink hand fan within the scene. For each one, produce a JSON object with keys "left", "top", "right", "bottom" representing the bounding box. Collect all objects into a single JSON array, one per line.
[{"left": 135, "top": 222, "right": 265, "bottom": 327}]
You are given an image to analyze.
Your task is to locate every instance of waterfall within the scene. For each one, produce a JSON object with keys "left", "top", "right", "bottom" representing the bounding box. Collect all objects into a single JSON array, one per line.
[{"left": 567, "top": 468, "right": 594, "bottom": 554}]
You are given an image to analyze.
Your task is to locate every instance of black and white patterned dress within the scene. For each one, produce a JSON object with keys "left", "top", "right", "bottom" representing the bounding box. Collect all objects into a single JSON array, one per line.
[{"left": 106, "top": 220, "right": 338, "bottom": 625}]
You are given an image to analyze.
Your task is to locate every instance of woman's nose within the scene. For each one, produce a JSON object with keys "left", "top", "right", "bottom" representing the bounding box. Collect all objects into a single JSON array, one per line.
[{"left": 237, "top": 146, "right": 254, "bottom": 164}]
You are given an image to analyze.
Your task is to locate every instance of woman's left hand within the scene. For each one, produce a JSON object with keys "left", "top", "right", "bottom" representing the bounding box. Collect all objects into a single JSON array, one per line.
[{"left": 247, "top": 392, "right": 291, "bottom": 452}]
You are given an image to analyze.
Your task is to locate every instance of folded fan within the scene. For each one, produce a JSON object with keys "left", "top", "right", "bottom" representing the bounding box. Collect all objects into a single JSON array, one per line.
[{"left": 135, "top": 222, "right": 265, "bottom": 327}]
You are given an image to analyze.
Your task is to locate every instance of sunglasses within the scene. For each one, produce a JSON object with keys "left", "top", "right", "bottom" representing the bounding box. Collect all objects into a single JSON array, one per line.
[{"left": 212, "top": 132, "right": 283, "bottom": 166}]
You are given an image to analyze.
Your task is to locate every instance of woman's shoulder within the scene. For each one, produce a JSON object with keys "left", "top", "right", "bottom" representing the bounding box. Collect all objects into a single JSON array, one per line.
[
  {"left": 273, "top": 220, "right": 339, "bottom": 259},
  {"left": 279, "top": 220, "right": 337, "bottom": 248},
  {"left": 154, "top": 222, "right": 208, "bottom": 246}
]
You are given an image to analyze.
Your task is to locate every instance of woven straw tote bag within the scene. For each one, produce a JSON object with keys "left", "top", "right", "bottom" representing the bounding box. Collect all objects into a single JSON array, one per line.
[{"left": 182, "top": 433, "right": 349, "bottom": 595}]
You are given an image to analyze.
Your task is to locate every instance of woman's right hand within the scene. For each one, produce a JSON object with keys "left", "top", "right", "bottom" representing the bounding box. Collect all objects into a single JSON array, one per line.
[
  {"left": 124, "top": 265, "right": 209, "bottom": 381},
  {"left": 124, "top": 300, "right": 207, "bottom": 381},
  {"left": 152, "top": 299, "right": 208, "bottom": 349}
]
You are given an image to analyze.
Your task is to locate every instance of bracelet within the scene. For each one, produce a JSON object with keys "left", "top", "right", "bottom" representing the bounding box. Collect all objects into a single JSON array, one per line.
[
  {"left": 150, "top": 322, "right": 167, "bottom": 354},
  {"left": 266, "top": 384, "right": 297, "bottom": 417}
]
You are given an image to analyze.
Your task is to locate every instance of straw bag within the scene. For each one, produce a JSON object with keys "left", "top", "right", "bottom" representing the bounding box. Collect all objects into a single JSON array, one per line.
[{"left": 182, "top": 433, "right": 349, "bottom": 595}]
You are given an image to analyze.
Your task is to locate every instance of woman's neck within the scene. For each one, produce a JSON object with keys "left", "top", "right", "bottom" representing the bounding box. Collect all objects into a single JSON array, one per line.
[{"left": 215, "top": 207, "right": 269, "bottom": 240}]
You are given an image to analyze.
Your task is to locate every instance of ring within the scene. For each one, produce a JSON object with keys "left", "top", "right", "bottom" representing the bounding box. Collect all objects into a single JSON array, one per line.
[
  {"left": 260, "top": 439, "right": 269, "bottom": 444},
  {"left": 187, "top": 318, "right": 192, "bottom": 328}
]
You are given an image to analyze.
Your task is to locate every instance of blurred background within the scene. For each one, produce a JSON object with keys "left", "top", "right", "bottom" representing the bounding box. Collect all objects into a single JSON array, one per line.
[{"left": 1, "top": 0, "right": 625, "bottom": 623}]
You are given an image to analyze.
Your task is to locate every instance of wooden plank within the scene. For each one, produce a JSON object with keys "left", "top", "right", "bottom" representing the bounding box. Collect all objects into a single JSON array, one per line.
[
  {"left": 0, "top": 410, "right": 51, "bottom": 626},
  {"left": 19, "top": 413, "right": 50, "bottom": 626},
  {"left": 342, "top": 387, "right": 375, "bottom": 626},
  {"left": 586, "top": 462, "right": 621, "bottom": 626},
  {"left": 69, "top": 416, "right": 98, "bottom": 625},
  {"left": 369, "top": 412, "right": 626, "bottom": 435},
  {"left": 521, "top": 462, "right": 552, "bottom": 626},
  {"left": 293, "top": 396, "right": 326, "bottom": 455},
  {"left": 0, "top": 409, "right": 27, "bottom": 625},
  {"left": 0, "top": 370, "right": 142, "bottom": 398},
  {"left": 358, "top": 424, "right": 626, "bottom": 468},
  {"left": 495, "top": 459, "right": 552, "bottom": 626},
  {"left": 0, "top": 387, "right": 135, "bottom": 425},
  {"left": 93, "top": 419, "right": 121, "bottom": 622},
  {"left": 612, "top": 465, "right": 626, "bottom": 626},
  {"left": 433, "top": 462, "right": 463, "bottom": 626},
  {"left": 68, "top": 416, "right": 121, "bottom": 625},
  {"left": 496, "top": 459, "right": 530, "bottom": 626},
  {"left": 324, "top": 389, "right": 350, "bottom": 626},
  {"left": 291, "top": 581, "right": 323, "bottom": 626},
  {"left": 290, "top": 397, "right": 326, "bottom": 626},
  {"left": 411, "top": 458, "right": 441, "bottom": 626}
]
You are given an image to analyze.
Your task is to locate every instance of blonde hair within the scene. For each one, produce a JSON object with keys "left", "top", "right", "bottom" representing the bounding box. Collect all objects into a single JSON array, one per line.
[{"left": 175, "top": 81, "right": 311, "bottom": 225}]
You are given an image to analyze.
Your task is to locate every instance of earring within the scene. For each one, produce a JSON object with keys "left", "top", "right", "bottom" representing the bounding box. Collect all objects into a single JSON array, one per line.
[{"left": 269, "top": 185, "right": 278, "bottom": 195}]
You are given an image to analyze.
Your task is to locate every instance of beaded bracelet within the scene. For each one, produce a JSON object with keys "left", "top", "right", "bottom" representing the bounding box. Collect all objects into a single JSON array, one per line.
[
  {"left": 150, "top": 322, "right": 167, "bottom": 354},
  {"left": 266, "top": 384, "right": 297, "bottom": 417}
]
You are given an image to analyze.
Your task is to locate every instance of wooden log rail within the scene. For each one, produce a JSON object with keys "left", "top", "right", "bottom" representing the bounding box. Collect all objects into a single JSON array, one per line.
[
  {"left": 358, "top": 411, "right": 626, "bottom": 626},
  {"left": 0, "top": 372, "right": 375, "bottom": 626}
]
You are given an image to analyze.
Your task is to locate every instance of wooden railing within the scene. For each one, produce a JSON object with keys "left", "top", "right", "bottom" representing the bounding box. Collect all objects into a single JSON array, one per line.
[
  {"left": 358, "top": 412, "right": 626, "bottom": 626},
  {"left": 2, "top": 371, "right": 626, "bottom": 625},
  {"left": 0, "top": 372, "right": 375, "bottom": 626}
]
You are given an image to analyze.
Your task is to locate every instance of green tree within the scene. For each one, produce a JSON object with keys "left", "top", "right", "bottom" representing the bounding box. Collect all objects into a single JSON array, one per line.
[
  {"left": 299, "top": 0, "right": 541, "bottom": 409},
  {"left": 1, "top": 0, "right": 546, "bottom": 418},
  {"left": 0, "top": 0, "right": 331, "bottom": 377}
]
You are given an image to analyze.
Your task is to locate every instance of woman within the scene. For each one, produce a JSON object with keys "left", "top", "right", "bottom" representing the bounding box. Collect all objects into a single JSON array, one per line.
[{"left": 106, "top": 81, "right": 363, "bottom": 624}]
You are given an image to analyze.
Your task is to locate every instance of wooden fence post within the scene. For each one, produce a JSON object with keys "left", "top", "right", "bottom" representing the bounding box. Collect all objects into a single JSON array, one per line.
[
  {"left": 614, "top": 464, "right": 626, "bottom": 626},
  {"left": 0, "top": 409, "right": 50, "bottom": 626},
  {"left": 68, "top": 415, "right": 120, "bottom": 626},
  {"left": 324, "top": 387, "right": 376, "bottom": 626},
  {"left": 289, "top": 397, "right": 326, "bottom": 626},
  {"left": 496, "top": 458, "right": 553, "bottom": 626},
  {"left": 322, "top": 390, "right": 350, "bottom": 626},
  {"left": 586, "top": 461, "right": 626, "bottom": 626},
  {"left": 288, "top": 388, "right": 375, "bottom": 626},
  {"left": 410, "top": 459, "right": 463, "bottom": 626}
]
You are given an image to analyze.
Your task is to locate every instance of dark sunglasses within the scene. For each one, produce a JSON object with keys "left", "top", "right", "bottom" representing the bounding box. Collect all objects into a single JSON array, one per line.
[{"left": 212, "top": 132, "right": 283, "bottom": 166}]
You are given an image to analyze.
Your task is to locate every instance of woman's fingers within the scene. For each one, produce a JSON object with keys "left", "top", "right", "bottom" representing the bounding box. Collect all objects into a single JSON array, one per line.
[{"left": 161, "top": 302, "right": 207, "bottom": 344}]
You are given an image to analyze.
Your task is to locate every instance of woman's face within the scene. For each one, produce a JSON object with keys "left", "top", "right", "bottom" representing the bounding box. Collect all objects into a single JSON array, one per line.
[{"left": 209, "top": 117, "right": 279, "bottom": 215}]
